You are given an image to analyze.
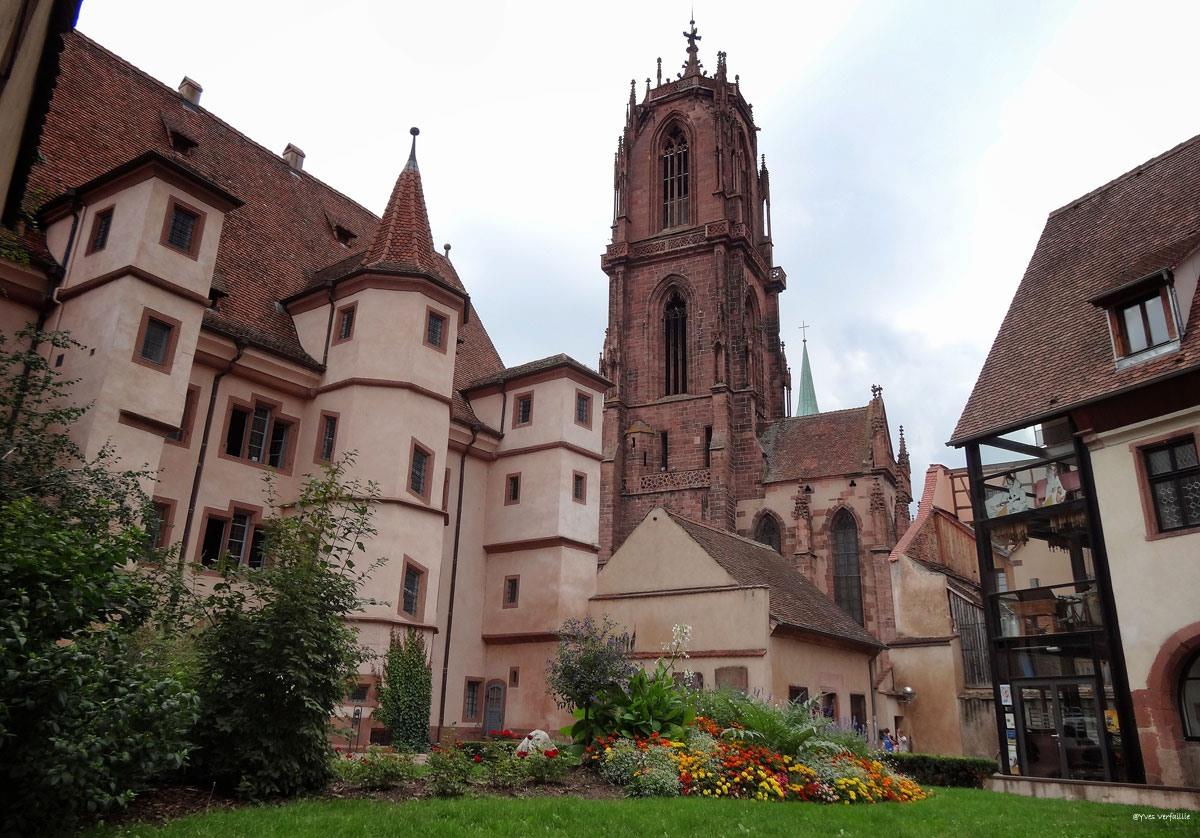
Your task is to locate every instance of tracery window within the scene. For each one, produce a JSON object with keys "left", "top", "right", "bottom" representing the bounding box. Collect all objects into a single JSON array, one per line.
[
  {"left": 661, "top": 128, "right": 689, "bottom": 229},
  {"left": 664, "top": 292, "right": 688, "bottom": 395},
  {"left": 832, "top": 510, "right": 864, "bottom": 625},
  {"left": 754, "top": 514, "right": 782, "bottom": 553},
  {"left": 1182, "top": 650, "right": 1200, "bottom": 739}
]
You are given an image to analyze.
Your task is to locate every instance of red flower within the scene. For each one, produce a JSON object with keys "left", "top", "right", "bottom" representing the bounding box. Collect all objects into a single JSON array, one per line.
[
  {"left": 501, "top": 729, "right": 513, "bottom": 738},
  {"left": 544, "top": 748, "right": 559, "bottom": 758},
  {"left": 473, "top": 754, "right": 482, "bottom": 763},
  {"left": 488, "top": 729, "right": 497, "bottom": 736},
  {"left": 516, "top": 750, "right": 528, "bottom": 759}
]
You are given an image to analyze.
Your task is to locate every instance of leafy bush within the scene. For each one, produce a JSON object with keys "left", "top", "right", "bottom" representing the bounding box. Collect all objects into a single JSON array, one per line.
[
  {"left": 596, "top": 738, "right": 680, "bottom": 797},
  {"left": 548, "top": 617, "right": 636, "bottom": 746},
  {"left": 0, "top": 329, "right": 198, "bottom": 834},
  {"left": 375, "top": 629, "right": 432, "bottom": 752},
  {"left": 597, "top": 661, "right": 696, "bottom": 742},
  {"left": 694, "top": 689, "right": 843, "bottom": 759},
  {"left": 330, "top": 748, "right": 415, "bottom": 790},
  {"left": 427, "top": 746, "right": 472, "bottom": 796},
  {"left": 483, "top": 750, "right": 527, "bottom": 789},
  {"left": 882, "top": 752, "right": 997, "bottom": 788},
  {"left": 190, "top": 459, "right": 382, "bottom": 799},
  {"left": 523, "top": 751, "right": 570, "bottom": 784}
]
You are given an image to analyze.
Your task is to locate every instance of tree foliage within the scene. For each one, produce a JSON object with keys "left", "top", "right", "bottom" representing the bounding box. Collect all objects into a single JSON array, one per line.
[
  {"left": 190, "top": 458, "right": 382, "bottom": 799},
  {"left": 374, "top": 629, "right": 432, "bottom": 752},
  {"left": 0, "top": 328, "right": 197, "bottom": 835}
]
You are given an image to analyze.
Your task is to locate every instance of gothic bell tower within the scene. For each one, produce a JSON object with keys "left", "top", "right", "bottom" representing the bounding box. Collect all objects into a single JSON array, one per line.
[{"left": 598, "top": 21, "right": 791, "bottom": 562}]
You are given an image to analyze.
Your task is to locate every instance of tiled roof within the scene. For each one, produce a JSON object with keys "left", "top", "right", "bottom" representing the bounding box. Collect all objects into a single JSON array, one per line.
[
  {"left": 758, "top": 406, "right": 872, "bottom": 482},
  {"left": 952, "top": 133, "right": 1200, "bottom": 444},
  {"left": 24, "top": 32, "right": 504, "bottom": 420},
  {"left": 666, "top": 510, "right": 883, "bottom": 650},
  {"left": 463, "top": 352, "right": 609, "bottom": 392}
]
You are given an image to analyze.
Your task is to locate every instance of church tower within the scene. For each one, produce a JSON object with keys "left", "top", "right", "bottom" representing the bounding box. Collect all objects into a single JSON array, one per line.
[{"left": 598, "top": 22, "right": 791, "bottom": 562}]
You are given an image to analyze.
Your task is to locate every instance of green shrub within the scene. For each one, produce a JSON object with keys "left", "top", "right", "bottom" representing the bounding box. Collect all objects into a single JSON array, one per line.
[
  {"left": 695, "top": 689, "right": 846, "bottom": 759},
  {"left": 375, "top": 630, "right": 432, "bottom": 752},
  {"left": 597, "top": 739, "right": 644, "bottom": 787},
  {"left": 882, "top": 752, "right": 997, "bottom": 788},
  {"left": 597, "top": 738, "right": 680, "bottom": 797},
  {"left": 605, "top": 662, "right": 696, "bottom": 742},
  {"left": 523, "top": 752, "right": 569, "bottom": 785},
  {"left": 331, "top": 748, "right": 414, "bottom": 790},
  {"left": 548, "top": 617, "right": 636, "bottom": 746},
  {"left": 190, "top": 459, "right": 382, "bottom": 799},
  {"left": 427, "top": 746, "right": 472, "bottom": 796},
  {"left": 0, "top": 328, "right": 199, "bottom": 834},
  {"left": 484, "top": 751, "right": 528, "bottom": 789}
]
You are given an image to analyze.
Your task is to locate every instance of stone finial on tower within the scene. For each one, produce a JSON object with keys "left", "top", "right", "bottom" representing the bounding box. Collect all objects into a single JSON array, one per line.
[
  {"left": 657, "top": 57, "right": 663, "bottom": 86},
  {"left": 682, "top": 18, "right": 702, "bottom": 77},
  {"left": 871, "top": 383, "right": 883, "bottom": 400},
  {"left": 898, "top": 425, "right": 910, "bottom": 474},
  {"left": 716, "top": 50, "right": 727, "bottom": 82},
  {"left": 405, "top": 126, "right": 420, "bottom": 171}
]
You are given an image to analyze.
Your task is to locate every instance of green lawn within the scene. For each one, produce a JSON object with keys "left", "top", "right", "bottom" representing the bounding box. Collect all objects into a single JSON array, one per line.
[{"left": 93, "top": 788, "right": 1194, "bottom": 837}]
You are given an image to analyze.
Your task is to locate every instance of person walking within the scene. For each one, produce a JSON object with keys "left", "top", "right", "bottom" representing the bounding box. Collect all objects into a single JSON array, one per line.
[{"left": 880, "top": 728, "right": 895, "bottom": 753}]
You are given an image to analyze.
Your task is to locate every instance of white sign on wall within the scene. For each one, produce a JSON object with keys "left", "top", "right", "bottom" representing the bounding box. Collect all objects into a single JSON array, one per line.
[{"left": 999, "top": 684, "right": 1013, "bottom": 706}]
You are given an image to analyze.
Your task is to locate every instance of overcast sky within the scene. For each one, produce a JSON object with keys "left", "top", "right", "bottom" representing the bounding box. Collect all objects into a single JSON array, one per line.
[{"left": 77, "top": 0, "right": 1200, "bottom": 502}]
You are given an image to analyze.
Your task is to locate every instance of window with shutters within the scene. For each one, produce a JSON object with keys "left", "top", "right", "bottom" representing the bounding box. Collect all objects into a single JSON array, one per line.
[
  {"left": 661, "top": 126, "right": 689, "bottom": 229},
  {"left": 132, "top": 308, "right": 181, "bottom": 373},
  {"left": 664, "top": 292, "right": 688, "bottom": 395},
  {"left": 831, "top": 509, "right": 864, "bottom": 625}
]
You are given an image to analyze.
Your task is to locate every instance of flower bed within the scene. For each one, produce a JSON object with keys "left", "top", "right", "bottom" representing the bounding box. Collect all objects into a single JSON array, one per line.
[{"left": 585, "top": 718, "right": 926, "bottom": 804}]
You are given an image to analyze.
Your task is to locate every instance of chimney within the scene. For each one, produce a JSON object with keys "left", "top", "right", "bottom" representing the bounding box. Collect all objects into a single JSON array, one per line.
[
  {"left": 178, "top": 76, "right": 202, "bottom": 105},
  {"left": 282, "top": 143, "right": 306, "bottom": 170}
]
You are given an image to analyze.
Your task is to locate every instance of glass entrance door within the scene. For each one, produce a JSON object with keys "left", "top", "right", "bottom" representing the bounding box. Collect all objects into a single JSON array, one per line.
[{"left": 1017, "top": 679, "right": 1108, "bottom": 780}]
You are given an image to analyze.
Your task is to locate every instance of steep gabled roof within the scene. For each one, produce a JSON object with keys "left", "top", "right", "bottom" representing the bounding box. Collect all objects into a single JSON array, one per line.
[
  {"left": 952, "top": 133, "right": 1200, "bottom": 444},
  {"left": 463, "top": 353, "right": 610, "bottom": 392},
  {"left": 665, "top": 510, "right": 883, "bottom": 650},
  {"left": 758, "top": 406, "right": 872, "bottom": 482}
]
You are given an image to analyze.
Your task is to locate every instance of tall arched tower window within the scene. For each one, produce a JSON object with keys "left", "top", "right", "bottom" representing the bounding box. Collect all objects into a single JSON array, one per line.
[
  {"left": 664, "top": 291, "right": 688, "bottom": 395},
  {"left": 662, "top": 128, "right": 689, "bottom": 229},
  {"left": 831, "top": 510, "right": 864, "bottom": 625},
  {"left": 754, "top": 514, "right": 781, "bottom": 553}
]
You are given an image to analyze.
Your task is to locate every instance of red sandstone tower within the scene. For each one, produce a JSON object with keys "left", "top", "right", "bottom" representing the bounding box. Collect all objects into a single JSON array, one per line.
[{"left": 598, "top": 22, "right": 791, "bottom": 562}]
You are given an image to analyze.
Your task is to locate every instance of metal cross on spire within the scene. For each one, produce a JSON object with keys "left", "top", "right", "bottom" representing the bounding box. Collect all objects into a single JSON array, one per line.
[
  {"left": 682, "top": 18, "right": 702, "bottom": 76},
  {"left": 798, "top": 320, "right": 810, "bottom": 342}
]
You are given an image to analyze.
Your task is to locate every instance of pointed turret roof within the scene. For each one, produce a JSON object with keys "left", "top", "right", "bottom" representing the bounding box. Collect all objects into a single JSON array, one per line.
[
  {"left": 351, "top": 127, "right": 463, "bottom": 293},
  {"left": 796, "top": 339, "right": 819, "bottom": 416}
]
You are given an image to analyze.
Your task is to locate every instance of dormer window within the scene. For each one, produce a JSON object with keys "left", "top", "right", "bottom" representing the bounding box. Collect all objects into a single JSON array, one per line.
[
  {"left": 169, "top": 130, "right": 198, "bottom": 156},
  {"left": 334, "top": 225, "right": 356, "bottom": 247},
  {"left": 1091, "top": 270, "right": 1181, "bottom": 367}
]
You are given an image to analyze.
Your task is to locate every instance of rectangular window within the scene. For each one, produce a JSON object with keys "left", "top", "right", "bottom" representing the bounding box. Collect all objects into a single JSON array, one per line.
[
  {"left": 788, "top": 686, "right": 809, "bottom": 705},
  {"left": 505, "top": 473, "right": 521, "bottom": 505},
  {"left": 402, "top": 565, "right": 422, "bottom": 617},
  {"left": 147, "top": 499, "right": 172, "bottom": 551},
  {"left": 572, "top": 471, "right": 587, "bottom": 504},
  {"left": 1118, "top": 294, "right": 1171, "bottom": 355},
  {"left": 88, "top": 207, "right": 113, "bottom": 253},
  {"left": 575, "top": 391, "right": 592, "bottom": 428},
  {"left": 503, "top": 575, "right": 520, "bottom": 608},
  {"left": 247, "top": 405, "right": 271, "bottom": 462},
  {"left": 704, "top": 426, "right": 713, "bottom": 468},
  {"left": 224, "top": 400, "right": 296, "bottom": 471},
  {"left": 268, "top": 419, "right": 291, "bottom": 468},
  {"left": 226, "top": 511, "right": 251, "bottom": 564},
  {"left": 336, "top": 304, "right": 356, "bottom": 342},
  {"left": 140, "top": 318, "right": 172, "bottom": 365},
  {"left": 660, "top": 430, "right": 669, "bottom": 470},
  {"left": 319, "top": 414, "right": 338, "bottom": 462},
  {"left": 166, "top": 205, "right": 199, "bottom": 250},
  {"left": 509, "top": 667, "right": 520, "bottom": 688},
  {"left": 248, "top": 526, "right": 266, "bottom": 569},
  {"left": 200, "top": 516, "right": 227, "bottom": 567},
  {"left": 225, "top": 407, "right": 249, "bottom": 457},
  {"left": 995, "top": 570, "right": 1009, "bottom": 593},
  {"left": 464, "top": 678, "right": 482, "bottom": 720},
  {"left": 1145, "top": 437, "right": 1200, "bottom": 532},
  {"left": 409, "top": 441, "right": 432, "bottom": 501},
  {"left": 426, "top": 310, "right": 446, "bottom": 350},
  {"left": 850, "top": 694, "right": 867, "bottom": 733},
  {"left": 821, "top": 693, "right": 838, "bottom": 720},
  {"left": 714, "top": 665, "right": 748, "bottom": 693},
  {"left": 513, "top": 393, "right": 533, "bottom": 427},
  {"left": 349, "top": 683, "right": 369, "bottom": 703}
]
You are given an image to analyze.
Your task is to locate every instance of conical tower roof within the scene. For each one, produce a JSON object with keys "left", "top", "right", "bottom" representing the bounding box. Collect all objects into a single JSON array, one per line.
[
  {"left": 363, "top": 127, "right": 461, "bottom": 290},
  {"left": 796, "top": 339, "right": 819, "bottom": 416}
]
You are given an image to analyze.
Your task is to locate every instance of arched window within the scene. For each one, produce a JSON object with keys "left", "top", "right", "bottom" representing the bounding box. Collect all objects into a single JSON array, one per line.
[
  {"left": 1182, "top": 650, "right": 1200, "bottom": 739},
  {"left": 664, "top": 291, "right": 688, "bottom": 395},
  {"left": 832, "top": 510, "right": 864, "bottom": 626},
  {"left": 754, "top": 514, "right": 782, "bottom": 553},
  {"left": 662, "top": 128, "right": 689, "bottom": 228}
]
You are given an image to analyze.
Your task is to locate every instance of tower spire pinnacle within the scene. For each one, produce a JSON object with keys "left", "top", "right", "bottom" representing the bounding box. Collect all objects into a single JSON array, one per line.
[
  {"left": 682, "top": 18, "right": 702, "bottom": 77},
  {"left": 796, "top": 323, "right": 819, "bottom": 416},
  {"left": 405, "top": 126, "right": 419, "bottom": 171}
]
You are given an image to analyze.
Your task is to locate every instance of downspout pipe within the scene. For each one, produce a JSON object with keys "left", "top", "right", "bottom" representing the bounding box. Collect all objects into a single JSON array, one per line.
[
  {"left": 178, "top": 339, "right": 245, "bottom": 566},
  {"left": 435, "top": 422, "right": 479, "bottom": 740},
  {"left": 38, "top": 191, "right": 80, "bottom": 329},
  {"left": 320, "top": 283, "right": 336, "bottom": 367}
]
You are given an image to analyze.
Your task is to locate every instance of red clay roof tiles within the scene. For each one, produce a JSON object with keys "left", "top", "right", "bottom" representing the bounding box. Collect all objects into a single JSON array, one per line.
[{"left": 758, "top": 406, "right": 873, "bottom": 482}]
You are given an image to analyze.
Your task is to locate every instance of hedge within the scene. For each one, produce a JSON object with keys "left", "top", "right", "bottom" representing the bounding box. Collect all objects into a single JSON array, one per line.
[{"left": 881, "top": 752, "right": 997, "bottom": 788}]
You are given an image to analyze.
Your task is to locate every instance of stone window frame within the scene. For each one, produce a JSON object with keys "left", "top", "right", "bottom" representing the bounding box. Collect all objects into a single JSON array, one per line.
[
  {"left": 424, "top": 305, "right": 449, "bottom": 354},
  {"left": 572, "top": 470, "right": 587, "bottom": 505},
  {"left": 159, "top": 194, "right": 206, "bottom": 260},
  {"left": 829, "top": 505, "right": 865, "bottom": 626},
  {"left": 85, "top": 204, "right": 115, "bottom": 255},
  {"left": 504, "top": 472, "right": 522, "bottom": 506},
  {"left": 407, "top": 438, "right": 435, "bottom": 504},
  {"left": 502, "top": 574, "right": 520, "bottom": 609},
  {"left": 657, "top": 117, "right": 694, "bottom": 232},
  {"left": 314, "top": 410, "right": 340, "bottom": 464},
  {"left": 149, "top": 495, "right": 176, "bottom": 550},
  {"left": 399, "top": 555, "right": 428, "bottom": 621},
  {"left": 218, "top": 393, "right": 301, "bottom": 476},
  {"left": 131, "top": 307, "right": 182, "bottom": 374},
  {"left": 332, "top": 301, "right": 357, "bottom": 345},
  {"left": 714, "top": 665, "right": 749, "bottom": 693},
  {"left": 1130, "top": 427, "right": 1200, "bottom": 542},
  {"left": 165, "top": 384, "right": 201, "bottom": 448},
  {"left": 1181, "top": 648, "right": 1200, "bottom": 742},
  {"left": 462, "top": 677, "right": 484, "bottom": 722},
  {"left": 574, "top": 389, "right": 593, "bottom": 429},
  {"left": 512, "top": 391, "right": 534, "bottom": 429},
  {"left": 195, "top": 500, "right": 265, "bottom": 570},
  {"left": 752, "top": 508, "right": 784, "bottom": 553}
]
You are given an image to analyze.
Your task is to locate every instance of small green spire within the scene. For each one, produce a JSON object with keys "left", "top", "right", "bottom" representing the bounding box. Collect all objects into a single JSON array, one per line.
[{"left": 797, "top": 337, "right": 819, "bottom": 416}]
